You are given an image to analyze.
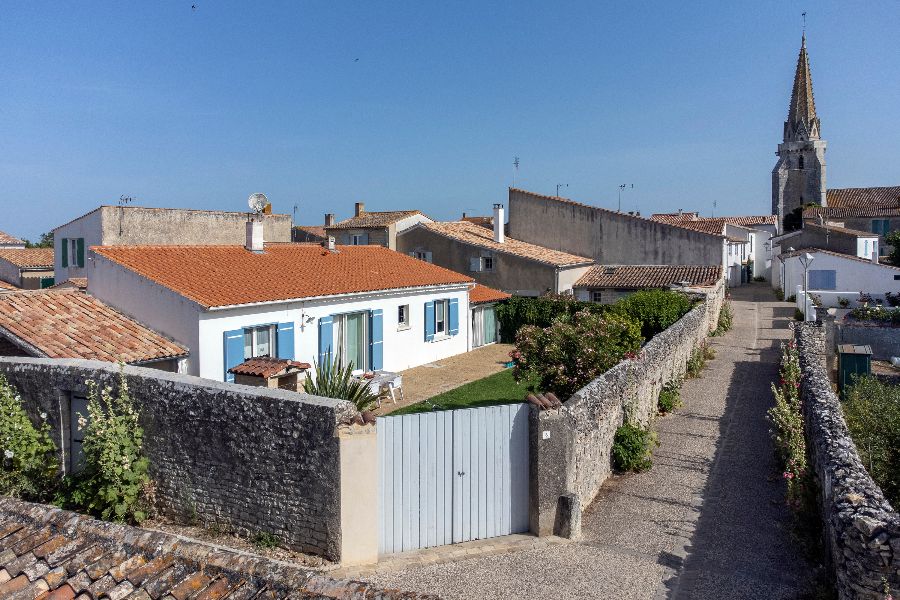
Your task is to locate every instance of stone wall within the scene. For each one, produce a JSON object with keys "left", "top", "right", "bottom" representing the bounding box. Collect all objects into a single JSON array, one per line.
[
  {"left": 835, "top": 321, "right": 900, "bottom": 360},
  {"left": 0, "top": 357, "right": 355, "bottom": 560},
  {"left": 795, "top": 323, "right": 900, "bottom": 599},
  {"left": 530, "top": 281, "right": 724, "bottom": 536}
]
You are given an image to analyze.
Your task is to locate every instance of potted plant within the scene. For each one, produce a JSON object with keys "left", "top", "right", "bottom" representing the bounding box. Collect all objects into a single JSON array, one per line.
[
  {"left": 858, "top": 292, "right": 873, "bottom": 307},
  {"left": 837, "top": 297, "right": 850, "bottom": 308}
]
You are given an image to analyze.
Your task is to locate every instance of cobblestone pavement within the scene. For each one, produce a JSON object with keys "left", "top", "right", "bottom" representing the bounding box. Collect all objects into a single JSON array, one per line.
[
  {"left": 373, "top": 343, "right": 514, "bottom": 415},
  {"left": 366, "top": 284, "right": 822, "bottom": 599}
]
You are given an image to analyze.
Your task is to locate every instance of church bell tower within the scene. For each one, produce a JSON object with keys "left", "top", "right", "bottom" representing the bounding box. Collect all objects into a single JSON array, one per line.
[{"left": 772, "top": 34, "right": 827, "bottom": 227}]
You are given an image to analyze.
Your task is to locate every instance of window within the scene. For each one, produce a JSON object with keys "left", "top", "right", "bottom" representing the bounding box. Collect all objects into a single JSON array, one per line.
[
  {"left": 435, "top": 300, "right": 448, "bottom": 336},
  {"left": 334, "top": 312, "right": 368, "bottom": 370},
  {"left": 872, "top": 219, "right": 891, "bottom": 236},
  {"left": 398, "top": 304, "right": 410, "bottom": 329},
  {"left": 482, "top": 256, "right": 494, "bottom": 271},
  {"left": 798, "top": 155, "right": 805, "bottom": 169},
  {"left": 864, "top": 240, "right": 870, "bottom": 257},
  {"left": 243, "top": 324, "right": 276, "bottom": 359},
  {"left": 591, "top": 291, "right": 603, "bottom": 303},
  {"left": 808, "top": 269, "right": 837, "bottom": 291},
  {"left": 351, "top": 234, "right": 364, "bottom": 245},
  {"left": 412, "top": 250, "right": 432, "bottom": 263},
  {"left": 61, "top": 237, "right": 85, "bottom": 268}
]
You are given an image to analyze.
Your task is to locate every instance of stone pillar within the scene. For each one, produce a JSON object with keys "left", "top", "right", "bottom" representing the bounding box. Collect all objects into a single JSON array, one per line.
[
  {"left": 337, "top": 424, "right": 378, "bottom": 566},
  {"left": 529, "top": 407, "right": 577, "bottom": 537}
]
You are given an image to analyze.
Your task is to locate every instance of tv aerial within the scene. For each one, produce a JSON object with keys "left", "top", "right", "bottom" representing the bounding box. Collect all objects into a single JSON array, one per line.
[{"left": 248, "top": 193, "right": 268, "bottom": 214}]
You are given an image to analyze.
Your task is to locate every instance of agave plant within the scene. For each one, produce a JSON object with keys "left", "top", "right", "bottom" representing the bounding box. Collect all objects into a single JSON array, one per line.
[{"left": 303, "top": 354, "right": 378, "bottom": 411}]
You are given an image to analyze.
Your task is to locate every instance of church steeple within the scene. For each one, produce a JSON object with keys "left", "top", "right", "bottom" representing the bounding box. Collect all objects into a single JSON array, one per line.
[{"left": 784, "top": 34, "right": 821, "bottom": 141}]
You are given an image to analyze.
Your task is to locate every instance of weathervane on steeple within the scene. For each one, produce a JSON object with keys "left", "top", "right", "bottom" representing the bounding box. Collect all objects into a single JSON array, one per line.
[{"left": 802, "top": 12, "right": 807, "bottom": 43}]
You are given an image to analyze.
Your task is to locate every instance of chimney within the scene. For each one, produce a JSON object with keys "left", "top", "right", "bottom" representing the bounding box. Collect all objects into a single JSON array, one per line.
[
  {"left": 355, "top": 202, "right": 365, "bottom": 217},
  {"left": 325, "top": 213, "right": 335, "bottom": 227},
  {"left": 326, "top": 236, "right": 336, "bottom": 251},
  {"left": 678, "top": 208, "right": 683, "bottom": 216},
  {"left": 246, "top": 216, "right": 264, "bottom": 253},
  {"left": 493, "top": 203, "right": 505, "bottom": 244}
]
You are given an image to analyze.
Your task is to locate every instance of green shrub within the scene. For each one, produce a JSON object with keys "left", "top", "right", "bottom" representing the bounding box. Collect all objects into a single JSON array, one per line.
[
  {"left": 251, "top": 531, "right": 280, "bottom": 550},
  {"left": 512, "top": 310, "right": 642, "bottom": 399},
  {"left": 495, "top": 294, "right": 610, "bottom": 343},
  {"left": 611, "top": 289, "right": 695, "bottom": 341},
  {"left": 0, "top": 375, "right": 58, "bottom": 501},
  {"left": 794, "top": 308, "right": 804, "bottom": 321},
  {"left": 886, "top": 229, "right": 900, "bottom": 265},
  {"left": 753, "top": 276, "right": 766, "bottom": 282},
  {"left": 710, "top": 302, "right": 734, "bottom": 336},
  {"left": 837, "top": 297, "right": 850, "bottom": 308},
  {"left": 304, "top": 354, "right": 378, "bottom": 411},
  {"left": 774, "top": 287, "right": 785, "bottom": 301},
  {"left": 64, "top": 369, "right": 152, "bottom": 524},
  {"left": 842, "top": 376, "right": 900, "bottom": 506},
  {"left": 786, "top": 294, "right": 796, "bottom": 303},
  {"left": 612, "top": 422, "right": 658, "bottom": 472},
  {"left": 657, "top": 380, "right": 682, "bottom": 414},
  {"left": 848, "top": 306, "right": 900, "bottom": 325},
  {"left": 685, "top": 341, "right": 714, "bottom": 378}
]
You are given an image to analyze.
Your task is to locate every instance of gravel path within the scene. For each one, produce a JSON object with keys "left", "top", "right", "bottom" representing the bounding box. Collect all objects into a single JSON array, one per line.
[{"left": 367, "top": 285, "right": 821, "bottom": 599}]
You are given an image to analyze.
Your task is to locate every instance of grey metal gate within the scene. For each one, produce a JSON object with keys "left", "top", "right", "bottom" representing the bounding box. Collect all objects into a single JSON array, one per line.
[{"left": 377, "top": 403, "right": 530, "bottom": 555}]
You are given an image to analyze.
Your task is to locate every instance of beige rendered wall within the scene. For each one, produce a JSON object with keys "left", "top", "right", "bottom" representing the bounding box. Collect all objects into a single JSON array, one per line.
[{"left": 338, "top": 425, "right": 378, "bottom": 566}]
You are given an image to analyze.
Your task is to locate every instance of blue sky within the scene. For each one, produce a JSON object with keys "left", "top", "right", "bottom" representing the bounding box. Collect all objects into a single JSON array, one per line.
[{"left": 1, "top": 1, "right": 898, "bottom": 241}]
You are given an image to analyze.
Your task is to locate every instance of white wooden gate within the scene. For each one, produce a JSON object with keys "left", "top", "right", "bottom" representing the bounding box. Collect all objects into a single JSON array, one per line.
[{"left": 377, "top": 403, "right": 530, "bottom": 555}]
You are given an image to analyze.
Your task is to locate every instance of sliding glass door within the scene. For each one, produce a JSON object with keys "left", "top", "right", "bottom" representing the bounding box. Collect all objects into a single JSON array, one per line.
[{"left": 335, "top": 312, "right": 368, "bottom": 370}]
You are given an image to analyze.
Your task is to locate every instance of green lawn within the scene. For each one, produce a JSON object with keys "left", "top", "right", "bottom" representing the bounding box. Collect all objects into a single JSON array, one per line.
[{"left": 391, "top": 368, "right": 539, "bottom": 415}]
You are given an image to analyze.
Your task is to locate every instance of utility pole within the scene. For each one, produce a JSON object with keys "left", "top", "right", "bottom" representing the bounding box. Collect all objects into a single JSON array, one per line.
[{"left": 556, "top": 183, "right": 568, "bottom": 197}]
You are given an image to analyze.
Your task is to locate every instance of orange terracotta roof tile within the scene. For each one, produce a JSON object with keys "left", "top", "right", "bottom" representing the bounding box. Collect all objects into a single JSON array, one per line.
[
  {"left": 0, "top": 231, "right": 24, "bottom": 245},
  {"left": 293, "top": 225, "right": 327, "bottom": 241},
  {"left": 460, "top": 215, "right": 494, "bottom": 229},
  {"left": 326, "top": 210, "right": 425, "bottom": 230},
  {"left": 651, "top": 213, "right": 777, "bottom": 228},
  {"left": 469, "top": 284, "right": 511, "bottom": 305},
  {"left": 575, "top": 265, "right": 723, "bottom": 289},
  {"left": 416, "top": 221, "right": 594, "bottom": 267},
  {"left": 0, "top": 248, "right": 54, "bottom": 269},
  {"left": 92, "top": 244, "right": 472, "bottom": 309},
  {"left": 0, "top": 280, "right": 18, "bottom": 291},
  {"left": 228, "top": 356, "right": 311, "bottom": 378},
  {"left": 825, "top": 186, "right": 900, "bottom": 209},
  {"left": 49, "top": 278, "right": 87, "bottom": 290},
  {"left": 804, "top": 222, "right": 879, "bottom": 238},
  {"left": 0, "top": 290, "right": 187, "bottom": 364}
]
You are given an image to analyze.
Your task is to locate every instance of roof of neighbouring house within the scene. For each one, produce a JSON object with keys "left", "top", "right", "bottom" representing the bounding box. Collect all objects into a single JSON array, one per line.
[
  {"left": 92, "top": 244, "right": 473, "bottom": 309},
  {"left": 469, "top": 284, "right": 511, "bottom": 305},
  {"left": 574, "top": 264, "right": 723, "bottom": 290},
  {"left": 650, "top": 213, "right": 777, "bottom": 228},
  {"left": 293, "top": 225, "right": 327, "bottom": 239},
  {"left": 779, "top": 247, "right": 900, "bottom": 271},
  {"left": 0, "top": 248, "right": 54, "bottom": 269},
  {"left": 0, "top": 497, "right": 429, "bottom": 600},
  {"left": 0, "top": 281, "right": 18, "bottom": 292},
  {"left": 228, "top": 356, "right": 312, "bottom": 378},
  {"left": 49, "top": 277, "right": 87, "bottom": 290},
  {"left": 826, "top": 186, "right": 900, "bottom": 209},
  {"left": 0, "top": 290, "right": 188, "bottom": 363},
  {"left": 803, "top": 222, "right": 880, "bottom": 238},
  {"left": 0, "top": 231, "right": 24, "bottom": 246},
  {"left": 326, "top": 210, "right": 427, "bottom": 230},
  {"left": 461, "top": 215, "right": 494, "bottom": 229},
  {"left": 412, "top": 220, "right": 594, "bottom": 268}
]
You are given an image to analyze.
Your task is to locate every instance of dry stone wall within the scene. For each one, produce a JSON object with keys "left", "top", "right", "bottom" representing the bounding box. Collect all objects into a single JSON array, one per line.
[
  {"left": 795, "top": 323, "right": 900, "bottom": 599},
  {"left": 0, "top": 357, "right": 355, "bottom": 560},
  {"left": 530, "top": 282, "right": 724, "bottom": 535}
]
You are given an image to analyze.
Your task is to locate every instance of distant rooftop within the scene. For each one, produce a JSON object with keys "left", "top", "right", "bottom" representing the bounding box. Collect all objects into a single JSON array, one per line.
[
  {"left": 0, "top": 248, "right": 54, "bottom": 269},
  {"left": 327, "top": 210, "right": 427, "bottom": 230},
  {"left": 469, "top": 284, "right": 511, "bottom": 305},
  {"left": 575, "top": 264, "right": 723, "bottom": 290},
  {"left": 0, "top": 231, "right": 24, "bottom": 246}
]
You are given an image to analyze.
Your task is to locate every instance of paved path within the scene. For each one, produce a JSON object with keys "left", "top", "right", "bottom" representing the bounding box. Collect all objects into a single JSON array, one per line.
[{"left": 367, "top": 284, "right": 821, "bottom": 599}]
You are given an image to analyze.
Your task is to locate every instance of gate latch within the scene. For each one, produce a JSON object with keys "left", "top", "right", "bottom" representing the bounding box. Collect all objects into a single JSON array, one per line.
[{"left": 457, "top": 471, "right": 466, "bottom": 477}]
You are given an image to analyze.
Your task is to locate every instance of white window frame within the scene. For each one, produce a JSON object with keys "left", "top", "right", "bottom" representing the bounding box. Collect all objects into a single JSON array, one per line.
[
  {"left": 434, "top": 299, "right": 449, "bottom": 338},
  {"left": 398, "top": 304, "right": 410, "bottom": 330},
  {"left": 243, "top": 324, "right": 277, "bottom": 360},
  {"left": 334, "top": 311, "right": 369, "bottom": 370}
]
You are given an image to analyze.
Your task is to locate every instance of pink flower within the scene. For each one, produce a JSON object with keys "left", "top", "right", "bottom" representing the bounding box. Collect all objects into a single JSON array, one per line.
[{"left": 783, "top": 472, "right": 794, "bottom": 480}]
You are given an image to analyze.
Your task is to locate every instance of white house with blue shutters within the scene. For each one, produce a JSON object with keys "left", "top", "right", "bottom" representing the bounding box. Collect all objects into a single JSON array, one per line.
[
  {"left": 778, "top": 247, "right": 900, "bottom": 308},
  {"left": 86, "top": 240, "right": 474, "bottom": 383}
]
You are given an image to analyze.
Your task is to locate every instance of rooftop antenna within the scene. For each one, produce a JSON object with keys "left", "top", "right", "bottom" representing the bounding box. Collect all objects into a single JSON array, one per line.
[
  {"left": 117, "top": 195, "right": 136, "bottom": 236},
  {"left": 513, "top": 156, "right": 520, "bottom": 187},
  {"left": 802, "top": 11, "right": 807, "bottom": 36},
  {"left": 712, "top": 199, "right": 717, "bottom": 218},
  {"left": 293, "top": 203, "right": 298, "bottom": 226},
  {"left": 617, "top": 184, "right": 633, "bottom": 212},
  {"left": 556, "top": 183, "right": 568, "bottom": 197}
]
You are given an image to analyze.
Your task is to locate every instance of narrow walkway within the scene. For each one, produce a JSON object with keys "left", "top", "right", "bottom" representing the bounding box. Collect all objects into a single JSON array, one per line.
[{"left": 367, "top": 284, "right": 819, "bottom": 599}]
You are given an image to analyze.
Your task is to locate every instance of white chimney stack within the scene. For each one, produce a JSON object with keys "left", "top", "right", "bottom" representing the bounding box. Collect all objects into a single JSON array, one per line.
[
  {"left": 327, "top": 236, "right": 336, "bottom": 251},
  {"left": 493, "top": 203, "right": 505, "bottom": 244},
  {"left": 246, "top": 217, "right": 264, "bottom": 253}
]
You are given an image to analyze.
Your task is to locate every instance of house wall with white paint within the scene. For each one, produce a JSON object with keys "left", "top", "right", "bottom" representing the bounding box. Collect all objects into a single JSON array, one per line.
[
  {"left": 53, "top": 209, "right": 103, "bottom": 282},
  {"left": 780, "top": 251, "right": 900, "bottom": 307}
]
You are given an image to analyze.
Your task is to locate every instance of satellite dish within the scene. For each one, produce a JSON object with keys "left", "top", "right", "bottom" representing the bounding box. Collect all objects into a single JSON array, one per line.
[{"left": 248, "top": 193, "right": 268, "bottom": 214}]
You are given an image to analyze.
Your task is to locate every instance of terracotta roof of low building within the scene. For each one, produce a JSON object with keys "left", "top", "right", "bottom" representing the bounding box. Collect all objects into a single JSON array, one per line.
[
  {"left": 825, "top": 186, "right": 900, "bottom": 209},
  {"left": 804, "top": 222, "right": 879, "bottom": 238},
  {"left": 574, "top": 265, "right": 723, "bottom": 290},
  {"left": 0, "top": 280, "right": 18, "bottom": 291},
  {"left": 293, "top": 225, "right": 327, "bottom": 240},
  {"left": 92, "top": 244, "right": 473, "bottom": 309},
  {"left": 662, "top": 220, "right": 727, "bottom": 236},
  {"left": 326, "top": 210, "right": 426, "bottom": 230},
  {"left": 0, "top": 248, "right": 54, "bottom": 269},
  {"left": 803, "top": 205, "right": 900, "bottom": 219},
  {"left": 0, "top": 230, "right": 24, "bottom": 245},
  {"left": 414, "top": 221, "right": 594, "bottom": 268},
  {"left": 469, "top": 284, "right": 511, "bottom": 305},
  {"left": 229, "top": 356, "right": 312, "bottom": 378},
  {"left": 0, "top": 497, "right": 431, "bottom": 600},
  {"left": 779, "top": 247, "right": 900, "bottom": 271},
  {"left": 650, "top": 213, "right": 777, "bottom": 229},
  {"left": 0, "top": 290, "right": 188, "bottom": 364},
  {"left": 49, "top": 277, "right": 87, "bottom": 290},
  {"left": 461, "top": 215, "right": 494, "bottom": 229}
]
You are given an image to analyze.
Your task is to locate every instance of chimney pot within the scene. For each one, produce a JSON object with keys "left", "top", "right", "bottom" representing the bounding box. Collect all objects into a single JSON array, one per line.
[
  {"left": 325, "top": 213, "right": 335, "bottom": 227},
  {"left": 355, "top": 202, "right": 365, "bottom": 217},
  {"left": 327, "top": 236, "right": 336, "bottom": 251},
  {"left": 493, "top": 204, "right": 505, "bottom": 244}
]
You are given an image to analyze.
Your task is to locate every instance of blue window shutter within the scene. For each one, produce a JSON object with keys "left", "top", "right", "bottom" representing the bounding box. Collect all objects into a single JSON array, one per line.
[
  {"left": 61, "top": 238, "right": 68, "bottom": 268},
  {"left": 223, "top": 329, "right": 244, "bottom": 382},
  {"left": 276, "top": 322, "right": 295, "bottom": 360},
  {"left": 318, "top": 316, "right": 333, "bottom": 366},
  {"left": 809, "top": 270, "right": 837, "bottom": 291},
  {"left": 369, "top": 309, "right": 383, "bottom": 371},
  {"left": 448, "top": 298, "right": 459, "bottom": 336},
  {"left": 424, "top": 301, "right": 435, "bottom": 342},
  {"left": 76, "top": 238, "right": 85, "bottom": 267}
]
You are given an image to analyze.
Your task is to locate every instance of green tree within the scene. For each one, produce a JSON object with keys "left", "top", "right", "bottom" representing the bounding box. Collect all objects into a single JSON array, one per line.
[
  {"left": 24, "top": 231, "right": 53, "bottom": 248},
  {"left": 611, "top": 289, "right": 695, "bottom": 341},
  {"left": 885, "top": 229, "right": 900, "bottom": 265}
]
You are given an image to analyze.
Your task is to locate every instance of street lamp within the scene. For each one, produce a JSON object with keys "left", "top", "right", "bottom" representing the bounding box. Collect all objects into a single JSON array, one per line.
[{"left": 798, "top": 252, "right": 815, "bottom": 320}]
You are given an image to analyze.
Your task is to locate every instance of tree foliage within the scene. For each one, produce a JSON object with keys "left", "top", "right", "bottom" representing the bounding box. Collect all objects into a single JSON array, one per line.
[
  {"left": 495, "top": 294, "right": 610, "bottom": 343},
  {"left": 24, "top": 232, "right": 53, "bottom": 249},
  {"left": 610, "top": 289, "right": 695, "bottom": 341},
  {"left": 0, "top": 375, "right": 58, "bottom": 501}
]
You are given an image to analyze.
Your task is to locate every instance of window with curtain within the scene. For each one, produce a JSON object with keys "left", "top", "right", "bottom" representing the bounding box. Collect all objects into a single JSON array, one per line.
[
  {"left": 434, "top": 300, "right": 448, "bottom": 336},
  {"left": 334, "top": 312, "right": 368, "bottom": 370},
  {"left": 243, "top": 324, "right": 276, "bottom": 359}
]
